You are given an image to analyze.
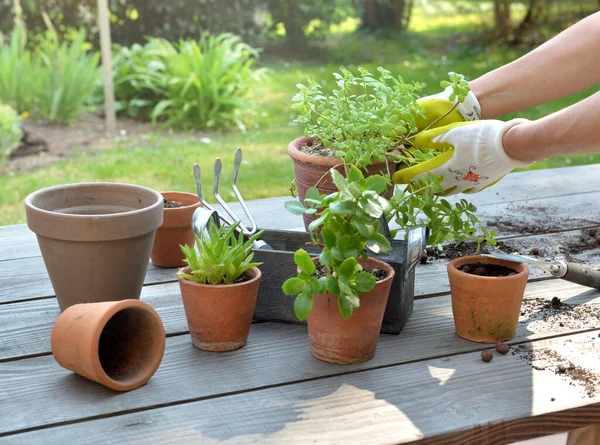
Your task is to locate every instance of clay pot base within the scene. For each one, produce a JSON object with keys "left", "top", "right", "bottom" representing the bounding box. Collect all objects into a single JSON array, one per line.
[
  {"left": 310, "top": 345, "right": 374, "bottom": 365},
  {"left": 191, "top": 336, "right": 247, "bottom": 352},
  {"left": 98, "top": 307, "right": 162, "bottom": 385}
]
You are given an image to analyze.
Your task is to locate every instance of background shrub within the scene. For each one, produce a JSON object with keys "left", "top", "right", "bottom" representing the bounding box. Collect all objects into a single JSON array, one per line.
[
  {"left": 0, "top": 103, "right": 22, "bottom": 157},
  {"left": 104, "top": 34, "right": 268, "bottom": 129}
]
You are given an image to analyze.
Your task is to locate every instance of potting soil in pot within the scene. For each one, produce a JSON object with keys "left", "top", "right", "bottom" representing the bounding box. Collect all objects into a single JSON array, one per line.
[{"left": 459, "top": 262, "right": 517, "bottom": 277}]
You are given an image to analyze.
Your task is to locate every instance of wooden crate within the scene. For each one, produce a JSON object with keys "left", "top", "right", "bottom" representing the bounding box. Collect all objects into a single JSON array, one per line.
[{"left": 252, "top": 228, "right": 425, "bottom": 334}]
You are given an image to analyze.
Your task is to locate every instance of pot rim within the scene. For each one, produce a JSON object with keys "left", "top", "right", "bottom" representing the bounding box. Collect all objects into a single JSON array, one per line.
[
  {"left": 447, "top": 255, "right": 529, "bottom": 280},
  {"left": 177, "top": 266, "right": 262, "bottom": 289},
  {"left": 88, "top": 299, "right": 166, "bottom": 391},
  {"left": 161, "top": 191, "right": 202, "bottom": 212},
  {"left": 25, "top": 182, "right": 163, "bottom": 220},
  {"left": 287, "top": 136, "right": 390, "bottom": 168}
]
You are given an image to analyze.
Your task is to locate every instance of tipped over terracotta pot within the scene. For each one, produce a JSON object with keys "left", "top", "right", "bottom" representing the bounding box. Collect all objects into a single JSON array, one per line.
[
  {"left": 25, "top": 182, "right": 163, "bottom": 311},
  {"left": 448, "top": 255, "right": 529, "bottom": 343},
  {"left": 51, "top": 299, "right": 166, "bottom": 392},
  {"left": 307, "top": 257, "right": 395, "bottom": 364},
  {"left": 151, "top": 191, "right": 202, "bottom": 268}
]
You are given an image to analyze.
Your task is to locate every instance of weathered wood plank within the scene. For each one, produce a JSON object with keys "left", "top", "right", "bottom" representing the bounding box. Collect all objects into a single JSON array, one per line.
[
  {"left": 2, "top": 164, "right": 599, "bottom": 262},
  {"left": 3, "top": 331, "right": 599, "bottom": 444},
  {"left": 1, "top": 276, "right": 598, "bottom": 362},
  {"left": 0, "top": 281, "right": 598, "bottom": 435}
]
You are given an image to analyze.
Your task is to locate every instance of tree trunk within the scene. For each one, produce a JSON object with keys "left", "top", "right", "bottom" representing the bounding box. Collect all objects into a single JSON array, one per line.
[
  {"left": 362, "top": 0, "right": 414, "bottom": 30},
  {"left": 493, "top": 0, "right": 511, "bottom": 42}
]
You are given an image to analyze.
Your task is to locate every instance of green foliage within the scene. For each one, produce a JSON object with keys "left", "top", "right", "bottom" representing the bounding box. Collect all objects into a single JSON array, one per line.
[
  {"left": 282, "top": 166, "right": 392, "bottom": 321},
  {"left": 0, "top": 26, "right": 100, "bottom": 123},
  {"left": 178, "top": 220, "right": 264, "bottom": 285},
  {"left": 0, "top": 103, "right": 22, "bottom": 155},
  {"left": 104, "top": 34, "right": 268, "bottom": 129}
]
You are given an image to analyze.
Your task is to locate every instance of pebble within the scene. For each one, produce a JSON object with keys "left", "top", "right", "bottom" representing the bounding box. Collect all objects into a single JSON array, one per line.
[
  {"left": 557, "top": 362, "right": 574, "bottom": 374},
  {"left": 590, "top": 228, "right": 598, "bottom": 237},
  {"left": 495, "top": 342, "right": 510, "bottom": 354},
  {"left": 551, "top": 397, "right": 556, "bottom": 402},
  {"left": 481, "top": 351, "right": 493, "bottom": 362},
  {"left": 596, "top": 235, "right": 600, "bottom": 245},
  {"left": 530, "top": 247, "right": 540, "bottom": 255},
  {"left": 420, "top": 254, "right": 428, "bottom": 265}
]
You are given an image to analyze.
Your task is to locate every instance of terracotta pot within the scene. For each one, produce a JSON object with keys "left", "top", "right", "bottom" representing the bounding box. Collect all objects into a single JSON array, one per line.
[
  {"left": 307, "top": 257, "right": 395, "bottom": 364},
  {"left": 51, "top": 299, "right": 166, "bottom": 392},
  {"left": 25, "top": 182, "right": 163, "bottom": 311},
  {"left": 177, "top": 267, "right": 262, "bottom": 352},
  {"left": 151, "top": 191, "right": 202, "bottom": 268},
  {"left": 287, "top": 136, "right": 397, "bottom": 231},
  {"left": 447, "top": 255, "right": 529, "bottom": 343}
]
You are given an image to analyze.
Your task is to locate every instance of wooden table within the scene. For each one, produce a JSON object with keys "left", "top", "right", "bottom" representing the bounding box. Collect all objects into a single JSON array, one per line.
[{"left": 1, "top": 165, "right": 600, "bottom": 445}]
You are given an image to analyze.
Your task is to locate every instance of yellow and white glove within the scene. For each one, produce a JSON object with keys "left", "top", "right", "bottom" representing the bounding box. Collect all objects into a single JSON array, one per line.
[
  {"left": 415, "top": 86, "right": 482, "bottom": 131},
  {"left": 393, "top": 119, "right": 534, "bottom": 195}
]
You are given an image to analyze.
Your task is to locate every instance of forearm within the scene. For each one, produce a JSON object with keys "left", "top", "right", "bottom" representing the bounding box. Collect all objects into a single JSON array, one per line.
[
  {"left": 469, "top": 12, "right": 600, "bottom": 119},
  {"left": 503, "top": 91, "right": 600, "bottom": 163}
]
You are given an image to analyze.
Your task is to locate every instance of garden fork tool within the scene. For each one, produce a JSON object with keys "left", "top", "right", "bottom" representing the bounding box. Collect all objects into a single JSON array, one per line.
[
  {"left": 191, "top": 148, "right": 259, "bottom": 241},
  {"left": 483, "top": 253, "right": 600, "bottom": 289}
]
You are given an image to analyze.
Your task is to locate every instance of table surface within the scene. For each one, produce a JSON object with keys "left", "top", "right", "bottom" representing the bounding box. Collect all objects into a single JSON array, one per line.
[{"left": 1, "top": 165, "right": 600, "bottom": 445}]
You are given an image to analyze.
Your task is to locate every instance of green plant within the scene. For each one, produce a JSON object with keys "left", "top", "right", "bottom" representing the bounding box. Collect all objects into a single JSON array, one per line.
[
  {"left": 102, "top": 34, "right": 268, "bottom": 130},
  {"left": 0, "top": 25, "right": 34, "bottom": 113},
  {"left": 291, "top": 66, "right": 486, "bottom": 247},
  {"left": 0, "top": 103, "right": 22, "bottom": 155},
  {"left": 34, "top": 28, "right": 101, "bottom": 123},
  {"left": 178, "top": 221, "right": 264, "bottom": 285},
  {"left": 283, "top": 166, "right": 392, "bottom": 321}
]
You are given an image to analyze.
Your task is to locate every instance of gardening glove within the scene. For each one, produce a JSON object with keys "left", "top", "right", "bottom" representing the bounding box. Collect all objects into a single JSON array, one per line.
[
  {"left": 414, "top": 86, "right": 482, "bottom": 131},
  {"left": 392, "top": 119, "right": 534, "bottom": 195}
]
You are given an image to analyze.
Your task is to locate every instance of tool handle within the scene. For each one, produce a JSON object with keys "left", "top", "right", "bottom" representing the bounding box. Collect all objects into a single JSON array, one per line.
[{"left": 563, "top": 263, "right": 600, "bottom": 289}]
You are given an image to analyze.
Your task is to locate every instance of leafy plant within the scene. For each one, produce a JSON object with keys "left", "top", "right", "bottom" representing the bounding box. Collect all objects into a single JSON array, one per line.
[
  {"left": 34, "top": 28, "right": 101, "bottom": 123},
  {"left": 291, "top": 66, "right": 489, "bottom": 248},
  {"left": 178, "top": 220, "right": 264, "bottom": 285},
  {"left": 282, "top": 166, "right": 392, "bottom": 321},
  {"left": 0, "top": 26, "right": 100, "bottom": 123},
  {"left": 101, "top": 34, "right": 268, "bottom": 130},
  {"left": 0, "top": 103, "right": 22, "bottom": 156}
]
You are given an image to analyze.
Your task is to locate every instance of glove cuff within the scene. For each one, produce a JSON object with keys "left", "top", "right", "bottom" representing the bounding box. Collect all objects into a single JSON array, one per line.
[
  {"left": 441, "top": 86, "right": 481, "bottom": 122},
  {"left": 494, "top": 119, "right": 534, "bottom": 168}
]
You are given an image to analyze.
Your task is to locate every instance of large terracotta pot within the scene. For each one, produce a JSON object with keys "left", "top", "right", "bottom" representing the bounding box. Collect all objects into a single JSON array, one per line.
[
  {"left": 177, "top": 267, "right": 262, "bottom": 352},
  {"left": 51, "top": 299, "right": 166, "bottom": 392},
  {"left": 307, "top": 257, "right": 395, "bottom": 364},
  {"left": 448, "top": 255, "right": 529, "bottom": 343},
  {"left": 25, "top": 182, "right": 163, "bottom": 311},
  {"left": 287, "top": 136, "right": 397, "bottom": 231},
  {"left": 151, "top": 191, "right": 202, "bottom": 268}
]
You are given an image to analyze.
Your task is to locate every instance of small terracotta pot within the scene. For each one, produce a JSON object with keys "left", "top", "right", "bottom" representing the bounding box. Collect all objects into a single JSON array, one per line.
[
  {"left": 25, "top": 182, "right": 163, "bottom": 311},
  {"left": 151, "top": 192, "right": 202, "bottom": 268},
  {"left": 307, "top": 257, "right": 395, "bottom": 364},
  {"left": 177, "top": 267, "right": 262, "bottom": 352},
  {"left": 51, "top": 299, "right": 166, "bottom": 392},
  {"left": 287, "top": 136, "right": 397, "bottom": 231},
  {"left": 448, "top": 255, "right": 529, "bottom": 343}
]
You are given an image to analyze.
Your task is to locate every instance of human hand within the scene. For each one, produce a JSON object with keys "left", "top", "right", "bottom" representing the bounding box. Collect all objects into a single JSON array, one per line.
[
  {"left": 392, "top": 119, "right": 533, "bottom": 195},
  {"left": 415, "top": 86, "right": 482, "bottom": 132}
]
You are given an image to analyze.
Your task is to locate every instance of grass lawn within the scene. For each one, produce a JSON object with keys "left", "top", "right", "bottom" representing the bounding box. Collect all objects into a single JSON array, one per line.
[{"left": 1, "top": 4, "right": 598, "bottom": 226}]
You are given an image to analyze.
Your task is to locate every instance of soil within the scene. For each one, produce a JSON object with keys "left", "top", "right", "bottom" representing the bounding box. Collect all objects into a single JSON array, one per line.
[
  {"left": 490, "top": 219, "right": 561, "bottom": 235},
  {"left": 424, "top": 240, "right": 516, "bottom": 262},
  {"left": 300, "top": 142, "right": 336, "bottom": 158},
  {"left": 559, "top": 229, "right": 600, "bottom": 254},
  {"left": 2, "top": 112, "right": 212, "bottom": 174},
  {"left": 512, "top": 344, "right": 599, "bottom": 397},
  {"left": 313, "top": 263, "right": 387, "bottom": 281},
  {"left": 518, "top": 297, "right": 600, "bottom": 331},
  {"left": 459, "top": 262, "right": 517, "bottom": 277},
  {"left": 164, "top": 199, "right": 184, "bottom": 209}
]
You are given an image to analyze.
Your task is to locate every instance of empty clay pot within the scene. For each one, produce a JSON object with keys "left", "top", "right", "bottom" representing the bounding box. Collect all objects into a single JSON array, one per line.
[
  {"left": 151, "top": 192, "right": 202, "bottom": 268},
  {"left": 177, "top": 267, "right": 262, "bottom": 352},
  {"left": 287, "top": 136, "right": 396, "bottom": 231},
  {"left": 51, "top": 299, "right": 166, "bottom": 392},
  {"left": 307, "top": 257, "right": 395, "bottom": 364},
  {"left": 25, "top": 182, "right": 163, "bottom": 311},
  {"left": 447, "top": 255, "right": 529, "bottom": 343}
]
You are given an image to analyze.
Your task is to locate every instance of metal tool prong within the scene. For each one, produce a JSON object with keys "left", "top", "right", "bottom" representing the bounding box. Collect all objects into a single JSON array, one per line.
[
  {"left": 213, "top": 157, "right": 245, "bottom": 230},
  {"left": 232, "top": 148, "right": 257, "bottom": 235}
]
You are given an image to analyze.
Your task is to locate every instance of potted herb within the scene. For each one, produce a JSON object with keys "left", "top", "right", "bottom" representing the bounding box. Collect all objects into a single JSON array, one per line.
[
  {"left": 177, "top": 221, "right": 264, "bottom": 352},
  {"left": 151, "top": 191, "right": 202, "bottom": 268},
  {"left": 447, "top": 255, "right": 529, "bottom": 343},
  {"left": 282, "top": 166, "right": 395, "bottom": 364},
  {"left": 288, "top": 66, "right": 483, "bottom": 247}
]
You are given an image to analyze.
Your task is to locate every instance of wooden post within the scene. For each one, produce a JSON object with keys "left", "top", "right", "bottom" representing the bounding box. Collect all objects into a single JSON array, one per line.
[{"left": 97, "top": 0, "right": 117, "bottom": 135}]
